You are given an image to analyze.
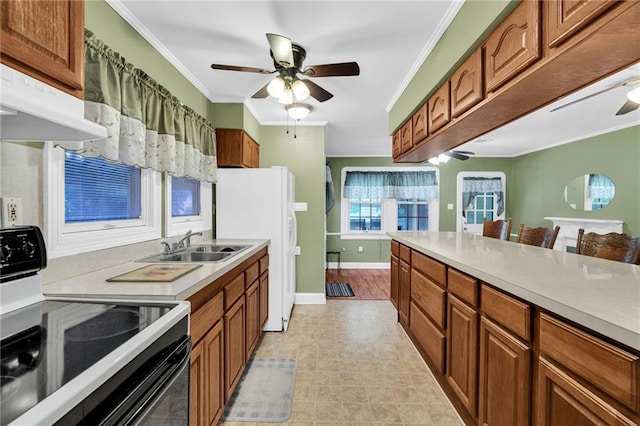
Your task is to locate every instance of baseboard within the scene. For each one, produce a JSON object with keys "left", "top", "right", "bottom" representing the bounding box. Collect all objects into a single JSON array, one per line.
[
  {"left": 294, "top": 292, "right": 326, "bottom": 305},
  {"left": 327, "top": 262, "right": 390, "bottom": 269}
]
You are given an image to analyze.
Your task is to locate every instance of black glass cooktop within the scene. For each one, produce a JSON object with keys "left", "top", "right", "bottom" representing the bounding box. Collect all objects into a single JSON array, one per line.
[{"left": 0, "top": 300, "right": 174, "bottom": 425}]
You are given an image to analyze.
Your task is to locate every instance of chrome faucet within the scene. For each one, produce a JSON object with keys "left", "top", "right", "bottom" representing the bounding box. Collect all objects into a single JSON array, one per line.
[{"left": 161, "top": 230, "right": 203, "bottom": 254}]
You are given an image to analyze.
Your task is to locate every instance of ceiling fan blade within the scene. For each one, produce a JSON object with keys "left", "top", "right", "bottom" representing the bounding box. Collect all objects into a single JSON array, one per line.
[
  {"left": 615, "top": 99, "right": 640, "bottom": 115},
  {"left": 251, "top": 83, "right": 270, "bottom": 99},
  {"left": 266, "top": 33, "right": 294, "bottom": 68},
  {"left": 302, "top": 62, "right": 360, "bottom": 77},
  {"left": 447, "top": 151, "right": 470, "bottom": 161},
  {"left": 301, "top": 79, "right": 333, "bottom": 102},
  {"left": 211, "top": 64, "right": 274, "bottom": 74},
  {"left": 451, "top": 150, "right": 475, "bottom": 156},
  {"left": 549, "top": 78, "right": 640, "bottom": 112}
]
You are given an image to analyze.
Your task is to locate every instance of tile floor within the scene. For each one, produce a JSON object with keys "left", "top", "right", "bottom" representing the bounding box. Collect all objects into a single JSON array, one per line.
[{"left": 220, "top": 300, "right": 462, "bottom": 425}]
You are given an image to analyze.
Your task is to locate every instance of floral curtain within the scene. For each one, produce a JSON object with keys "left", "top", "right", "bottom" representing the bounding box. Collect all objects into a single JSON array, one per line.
[
  {"left": 462, "top": 177, "right": 504, "bottom": 217},
  {"left": 57, "top": 30, "right": 217, "bottom": 183},
  {"left": 343, "top": 171, "right": 439, "bottom": 201}
]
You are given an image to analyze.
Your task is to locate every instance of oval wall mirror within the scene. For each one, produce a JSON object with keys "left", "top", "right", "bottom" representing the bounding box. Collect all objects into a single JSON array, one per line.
[{"left": 564, "top": 174, "right": 615, "bottom": 211}]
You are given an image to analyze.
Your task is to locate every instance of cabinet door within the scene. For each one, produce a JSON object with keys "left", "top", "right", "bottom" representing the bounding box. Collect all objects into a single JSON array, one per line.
[
  {"left": 446, "top": 294, "right": 478, "bottom": 416},
  {"left": 0, "top": 0, "right": 84, "bottom": 96},
  {"left": 204, "top": 321, "right": 224, "bottom": 426},
  {"left": 245, "top": 280, "right": 260, "bottom": 358},
  {"left": 252, "top": 141, "right": 260, "bottom": 168},
  {"left": 485, "top": 0, "right": 540, "bottom": 92},
  {"left": 224, "top": 297, "right": 246, "bottom": 400},
  {"left": 427, "top": 82, "right": 451, "bottom": 133},
  {"left": 392, "top": 130, "right": 402, "bottom": 159},
  {"left": 398, "top": 259, "right": 411, "bottom": 325},
  {"left": 546, "top": 0, "right": 618, "bottom": 48},
  {"left": 259, "top": 272, "right": 269, "bottom": 329},
  {"left": 536, "top": 357, "right": 637, "bottom": 426},
  {"left": 412, "top": 103, "right": 428, "bottom": 144},
  {"left": 400, "top": 120, "right": 413, "bottom": 153},
  {"left": 390, "top": 254, "right": 399, "bottom": 309},
  {"left": 241, "top": 133, "right": 253, "bottom": 168},
  {"left": 190, "top": 341, "right": 205, "bottom": 426},
  {"left": 478, "top": 317, "right": 531, "bottom": 426},
  {"left": 450, "top": 49, "right": 483, "bottom": 118}
]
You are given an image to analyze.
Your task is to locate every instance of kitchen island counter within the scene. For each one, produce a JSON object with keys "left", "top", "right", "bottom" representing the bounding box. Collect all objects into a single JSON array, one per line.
[
  {"left": 42, "top": 239, "right": 269, "bottom": 301},
  {"left": 388, "top": 231, "right": 640, "bottom": 351}
]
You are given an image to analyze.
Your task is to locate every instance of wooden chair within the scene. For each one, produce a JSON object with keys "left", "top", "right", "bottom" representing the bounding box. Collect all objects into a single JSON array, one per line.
[
  {"left": 576, "top": 228, "right": 640, "bottom": 264},
  {"left": 482, "top": 218, "right": 513, "bottom": 241},
  {"left": 516, "top": 224, "right": 560, "bottom": 249}
]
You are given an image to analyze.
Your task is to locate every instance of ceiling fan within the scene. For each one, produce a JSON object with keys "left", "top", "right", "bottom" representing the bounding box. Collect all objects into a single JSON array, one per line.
[
  {"left": 428, "top": 150, "right": 474, "bottom": 165},
  {"left": 210, "top": 33, "right": 360, "bottom": 103},
  {"left": 549, "top": 76, "right": 640, "bottom": 115}
]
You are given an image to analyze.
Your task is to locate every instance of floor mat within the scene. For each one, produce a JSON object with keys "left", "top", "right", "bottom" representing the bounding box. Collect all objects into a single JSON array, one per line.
[
  {"left": 221, "top": 357, "right": 296, "bottom": 423},
  {"left": 325, "top": 282, "right": 355, "bottom": 297}
]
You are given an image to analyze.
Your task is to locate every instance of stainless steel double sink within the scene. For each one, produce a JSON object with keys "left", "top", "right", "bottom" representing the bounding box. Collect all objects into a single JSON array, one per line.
[{"left": 137, "top": 244, "right": 251, "bottom": 263}]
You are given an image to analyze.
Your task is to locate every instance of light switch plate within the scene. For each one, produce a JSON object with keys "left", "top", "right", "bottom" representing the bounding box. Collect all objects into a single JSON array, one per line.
[
  {"left": 294, "top": 202, "right": 307, "bottom": 212},
  {"left": 447, "top": 203, "right": 454, "bottom": 210}
]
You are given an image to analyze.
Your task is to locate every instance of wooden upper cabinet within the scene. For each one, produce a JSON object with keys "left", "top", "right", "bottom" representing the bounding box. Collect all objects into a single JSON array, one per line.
[
  {"left": 484, "top": 0, "right": 541, "bottom": 93},
  {"left": 392, "top": 130, "right": 402, "bottom": 158},
  {"left": 0, "top": 0, "right": 84, "bottom": 97},
  {"left": 400, "top": 120, "right": 413, "bottom": 153},
  {"left": 450, "top": 49, "right": 484, "bottom": 118},
  {"left": 216, "top": 128, "right": 260, "bottom": 168},
  {"left": 427, "top": 82, "right": 451, "bottom": 133},
  {"left": 545, "top": 0, "right": 618, "bottom": 49},
  {"left": 412, "top": 103, "right": 428, "bottom": 144}
]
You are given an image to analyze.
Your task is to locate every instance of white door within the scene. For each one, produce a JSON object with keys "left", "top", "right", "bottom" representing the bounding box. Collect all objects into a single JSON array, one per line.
[{"left": 456, "top": 172, "right": 506, "bottom": 235}]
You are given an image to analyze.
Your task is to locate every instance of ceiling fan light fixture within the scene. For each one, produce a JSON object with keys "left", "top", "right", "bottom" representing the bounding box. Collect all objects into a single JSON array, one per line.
[
  {"left": 438, "top": 154, "right": 450, "bottom": 163},
  {"left": 427, "top": 154, "right": 450, "bottom": 165},
  {"left": 626, "top": 86, "right": 640, "bottom": 104},
  {"left": 292, "top": 79, "right": 310, "bottom": 101},
  {"left": 267, "top": 76, "right": 285, "bottom": 98},
  {"left": 278, "top": 87, "right": 294, "bottom": 105},
  {"left": 286, "top": 103, "right": 312, "bottom": 120}
]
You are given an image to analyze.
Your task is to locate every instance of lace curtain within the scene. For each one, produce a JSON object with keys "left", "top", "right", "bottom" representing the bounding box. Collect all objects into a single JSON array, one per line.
[
  {"left": 462, "top": 177, "right": 504, "bottom": 216},
  {"left": 343, "top": 171, "right": 439, "bottom": 201},
  {"left": 57, "top": 30, "right": 217, "bottom": 183}
]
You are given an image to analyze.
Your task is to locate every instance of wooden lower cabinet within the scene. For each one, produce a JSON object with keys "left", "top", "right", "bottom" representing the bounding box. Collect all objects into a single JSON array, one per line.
[
  {"left": 224, "top": 295, "right": 246, "bottom": 400},
  {"left": 190, "top": 342, "right": 205, "bottom": 426},
  {"left": 446, "top": 294, "right": 478, "bottom": 416},
  {"left": 536, "top": 357, "right": 636, "bottom": 426},
  {"left": 478, "top": 317, "right": 531, "bottom": 426},
  {"left": 190, "top": 320, "right": 224, "bottom": 426},
  {"left": 245, "top": 280, "right": 260, "bottom": 357},
  {"left": 390, "top": 254, "right": 399, "bottom": 309},
  {"left": 259, "top": 272, "right": 269, "bottom": 329},
  {"left": 398, "top": 259, "right": 411, "bottom": 325},
  {"left": 410, "top": 301, "right": 445, "bottom": 374}
]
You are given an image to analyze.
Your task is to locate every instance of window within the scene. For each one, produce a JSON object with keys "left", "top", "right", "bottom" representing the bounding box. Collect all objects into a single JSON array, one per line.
[
  {"left": 45, "top": 144, "right": 161, "bottom": 259},
  {"left": 164, "top": 174, "right": 212, "bottom": 237},
  {"left": 464, "top": 193, "right": 495, "bottom": 225},
  {"left": 340, "top": 167, "right": 439, "bottom": 239},
  {"left": 456, "top": 172, "right": 506, "bottom": 235}
]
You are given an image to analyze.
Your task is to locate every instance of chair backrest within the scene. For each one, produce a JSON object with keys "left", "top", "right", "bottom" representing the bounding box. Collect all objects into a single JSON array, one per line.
[
  {"left": 576, "top": 228, "right": 640, "bottom": 264},
  {"left": 516, "top": 224, "right": 560, "bottom": 249},
  {"left": 482, "top": 218, "right": 513, "bottom": 240}
]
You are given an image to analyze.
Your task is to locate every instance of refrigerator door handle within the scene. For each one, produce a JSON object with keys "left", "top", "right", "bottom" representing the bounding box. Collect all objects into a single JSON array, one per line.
[{"left": 289, "top": 211, "right": 298, "bottom": 254}]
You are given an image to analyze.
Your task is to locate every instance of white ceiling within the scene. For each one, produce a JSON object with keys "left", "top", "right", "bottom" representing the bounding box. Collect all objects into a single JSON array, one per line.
[{"left": 112, "top": 0, "right": 639, "bottom": 158}]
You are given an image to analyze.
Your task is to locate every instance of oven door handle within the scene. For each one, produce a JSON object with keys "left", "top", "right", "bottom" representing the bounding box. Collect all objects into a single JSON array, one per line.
[{"left": 97, "top": 336, "right": 191, "bottom": 426}]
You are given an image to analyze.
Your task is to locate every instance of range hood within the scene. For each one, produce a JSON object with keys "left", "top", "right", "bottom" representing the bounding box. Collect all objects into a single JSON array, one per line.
[{"left": 0, "top": 64, "right": 107, "bottom": 142}]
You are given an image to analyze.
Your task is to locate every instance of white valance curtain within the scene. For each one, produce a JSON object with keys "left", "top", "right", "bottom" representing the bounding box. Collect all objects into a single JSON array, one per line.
[
  {"left": 343, "top": 171, "right": 439, "bottom": 201},
  {"left": 57, "top": 30, "right": 217, "bottom": 183}
]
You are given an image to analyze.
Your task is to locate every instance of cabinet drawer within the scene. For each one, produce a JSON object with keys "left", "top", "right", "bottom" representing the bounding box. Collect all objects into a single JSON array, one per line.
[
  {"left": 259, "top": 254, "right": 269, "bottom": 275},
  {"left": 410, "top": 301, "right": 445, "bottom": 374},
  {"left": 391, "top": 240, "right": 400, "bottom": 256},
  {"left": 448, "top": 269, "right": 478, "bottom": 307},
  {"left": 224, "top": 273, "right": 245, "bottom": 309},
  {"left": 245, "top": 261, "right": 259, "bottom": 286},
  {"left": 481, "top": 284, "right": 531, "bottom": 342},
  {"left": 411, "top": 269, "right": 446, "bottom": 329},
  {"left": 399, "top": 244, "right": 411, "bottom": 263},
  {"left": 190, "top": 292, "right": 223, "bottom": 345},
  {"left": 539, "top": 313, "right": 640, "bottom": 411},
  {"left": 412, "top": 251, "right": 446, "bottom": 286}
]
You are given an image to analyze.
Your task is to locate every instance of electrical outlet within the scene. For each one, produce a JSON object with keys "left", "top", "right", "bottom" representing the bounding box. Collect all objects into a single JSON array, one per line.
[
  {"left": 2, "top": 197, "right": 23, "bottom": 227},
  {"left": 357, "top": 246, "right": 364, "bottom": 253}
]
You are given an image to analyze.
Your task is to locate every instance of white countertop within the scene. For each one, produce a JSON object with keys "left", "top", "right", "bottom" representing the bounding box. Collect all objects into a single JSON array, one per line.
[
  {"left": 42, "top": 239, "right": 269, "bottom": 302},
  {"left": 388, "top": 231, "right": 640, "bottom": 352}
]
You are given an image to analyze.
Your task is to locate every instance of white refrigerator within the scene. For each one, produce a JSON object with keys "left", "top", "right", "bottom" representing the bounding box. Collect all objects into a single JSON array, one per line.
[{"left": 215, "top": 166, "right": 297, "bottom": 331}]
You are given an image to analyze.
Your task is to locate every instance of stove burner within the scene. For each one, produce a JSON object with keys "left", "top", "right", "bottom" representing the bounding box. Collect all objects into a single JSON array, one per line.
[{"left": 60, "top": 308, "right": 145, "bottom": 342}]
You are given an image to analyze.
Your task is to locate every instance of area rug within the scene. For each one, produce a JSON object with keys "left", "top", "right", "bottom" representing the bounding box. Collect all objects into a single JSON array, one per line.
[
  {"left": 325, "top": 282, "right": 355, "bottom": 297},
  {"left": 221, "top": 357, "right": 297, "bottom": 422}
]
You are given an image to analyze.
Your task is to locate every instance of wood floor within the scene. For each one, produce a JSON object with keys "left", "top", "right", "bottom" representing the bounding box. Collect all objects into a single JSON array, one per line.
[{"left": 325, "top": 268, "right": 390, "bottom": 300}]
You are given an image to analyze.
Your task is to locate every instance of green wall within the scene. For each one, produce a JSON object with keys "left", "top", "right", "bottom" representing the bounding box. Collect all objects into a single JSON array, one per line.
[
  {"left": 389, "top": 0, "right": 519, "bottom": 132},
  {"left": 85, "top": 1, "right": 209, "bottom": 116},
  {"left": 510, "top": 125, "right": 640, "bottom": 235},
  {"left": 259, "top": 126, "right": 327, "bottom": 294},
  {"left": 209, "top": 103, "right": 243, "bottom": 129}
]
